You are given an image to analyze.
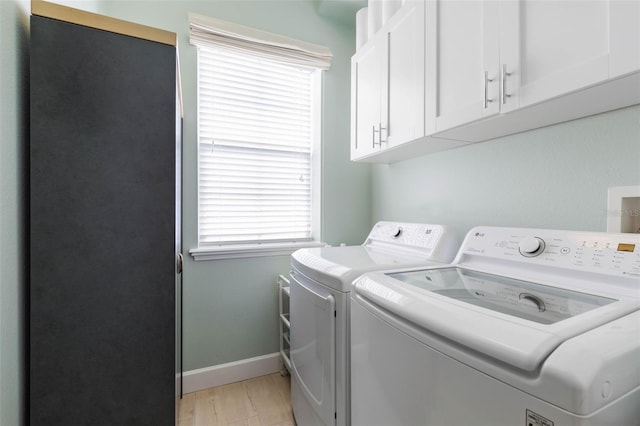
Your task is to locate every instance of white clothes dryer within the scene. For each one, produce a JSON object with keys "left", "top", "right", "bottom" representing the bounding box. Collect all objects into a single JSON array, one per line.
[
  {"left": 351, "top": 226, "right": 640, "bottom": 426},
  {"left": 289, "top": 222, "right": 459, "bottom": 426}
]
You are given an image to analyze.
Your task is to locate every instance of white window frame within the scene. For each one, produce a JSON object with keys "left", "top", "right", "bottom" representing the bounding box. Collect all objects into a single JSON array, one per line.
[{"left": 190, "top": 46, "right": 324, "bottom": 261}]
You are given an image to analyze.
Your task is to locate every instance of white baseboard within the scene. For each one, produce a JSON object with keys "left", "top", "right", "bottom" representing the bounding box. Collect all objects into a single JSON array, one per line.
[{"left": 182, "top": 352, "right": 282, "bottom": 394}]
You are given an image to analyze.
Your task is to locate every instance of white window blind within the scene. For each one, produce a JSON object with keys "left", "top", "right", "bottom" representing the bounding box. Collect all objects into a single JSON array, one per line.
[
  {"left": 197, "top": 45, "right": 316, "bottom": 246},
  {"left": 189, "top": 12, "right": 332, "bottom": 70}
]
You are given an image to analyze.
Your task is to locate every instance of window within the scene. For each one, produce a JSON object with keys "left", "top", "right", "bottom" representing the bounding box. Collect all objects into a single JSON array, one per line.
[
  {"left": 197, "top": 46, "right": 316, "bottom": 245},
  {"left": 188, "top": 14, "right": 331, "bottom": 260}
]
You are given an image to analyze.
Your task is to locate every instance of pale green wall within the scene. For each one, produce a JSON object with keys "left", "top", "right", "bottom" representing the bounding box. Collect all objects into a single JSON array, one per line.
[
  {"left": 371, "top": 105, "right": 640, "bottom": 242},
  {"left": 100, "top": 0, "right": 370, "bottom": 370},
  {"left": 0, "top": 2, "right": 29, "bottom": 423}
]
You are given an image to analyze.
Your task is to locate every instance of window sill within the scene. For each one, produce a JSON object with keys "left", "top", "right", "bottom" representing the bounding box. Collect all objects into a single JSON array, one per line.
[{"left": 189, "top": 241, "right": 327, "bottom": 261}]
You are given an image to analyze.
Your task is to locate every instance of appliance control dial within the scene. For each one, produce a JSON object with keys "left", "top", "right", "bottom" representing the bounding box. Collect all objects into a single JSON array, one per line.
[
  {"left": 518, "top": 293, "right": 546, "bottom": 312},
  {"left": 392, "top": 227, "right": 403, "bottom": 239},
  {"left": 519, "top": 237, "right": 546, "bottom": 257}
]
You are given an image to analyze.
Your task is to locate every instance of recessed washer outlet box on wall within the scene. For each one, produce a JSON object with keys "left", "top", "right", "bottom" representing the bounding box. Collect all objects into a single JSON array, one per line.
[{"left": 607, "top": 185, "right": 640, "bottom": 233}]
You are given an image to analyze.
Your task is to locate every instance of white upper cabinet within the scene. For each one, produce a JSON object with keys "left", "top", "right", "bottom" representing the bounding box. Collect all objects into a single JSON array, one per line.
[
  {"left": 351, "top": 0, "right": 426, "bottom": 160},
  {"left": 428, "top": 0, "right": 621, "bottom": 132},
  {"left": 425, "top": 0, "right": 501, "bottom": 134},
  {"left": 609, "top": 0, "right": 640, "bottom": 78},
  {"left": 427, "top": 0, "right": 640, "bottom": 142},
  {"left": 351, "top": 39, "right": 382, "bottom": 160},
  {"left": 352, "top": 0, "right": 639, "bottom": 162},
  {"left": 505, "top": 0, "right": 633, "bottom": 109},
  {"left": 384, "top": 1, "right": 425, "bottom": 148}
]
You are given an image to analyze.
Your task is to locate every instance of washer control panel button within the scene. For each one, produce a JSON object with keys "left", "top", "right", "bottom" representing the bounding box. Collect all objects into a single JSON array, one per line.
[{"left": 519, "top": 237, "right": 546, "bottom": 257}]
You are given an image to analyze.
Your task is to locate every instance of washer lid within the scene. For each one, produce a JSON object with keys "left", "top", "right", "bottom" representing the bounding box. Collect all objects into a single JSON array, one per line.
[
  {"left": 353, "top": 267, "right": 640, "bottom": 371},
  {"left": 388, "top": 268, "right": 615, "bottom": 324}
]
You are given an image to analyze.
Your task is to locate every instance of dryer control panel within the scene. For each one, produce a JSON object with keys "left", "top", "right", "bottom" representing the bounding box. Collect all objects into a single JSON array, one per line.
[
  {"left": 458, "top": 227, "right": 640, "bottom": 281},
  {"left": 366, "top": 221, "right": 443, "bottom": 248},
  {"left": 364, "top": 221, "right": 459, "bottom": 265}
]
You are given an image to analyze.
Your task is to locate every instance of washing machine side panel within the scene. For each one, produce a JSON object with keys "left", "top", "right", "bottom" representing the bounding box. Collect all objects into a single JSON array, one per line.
[
  {"left": 351, "top": 298, "right": 441, "bottom": 426},
  {"left": 290, "top": 271, "right": 336, "bottom": 425},
  {"left": 350, "top": 297, "right": 625, "bottom": 426},
  {"left": 537, "top": 311, "right": 640, "bottom": 415}
]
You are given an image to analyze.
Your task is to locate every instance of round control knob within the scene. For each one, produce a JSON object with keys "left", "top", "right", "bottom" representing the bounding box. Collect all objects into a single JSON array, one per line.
[
  {"left": 392, "top": 227, "right": 403, "bottom": 239},
  {"left": 518, "top": 293, "right": 546, "bottom": 312},
  {"left": 519, "top": 237, "right": 545, "bottom": 257}
]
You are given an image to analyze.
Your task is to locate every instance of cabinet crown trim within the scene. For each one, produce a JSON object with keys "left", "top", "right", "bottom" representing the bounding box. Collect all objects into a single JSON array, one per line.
[{"left": 31, "top": 0, "right": 177, "bottom": 46}]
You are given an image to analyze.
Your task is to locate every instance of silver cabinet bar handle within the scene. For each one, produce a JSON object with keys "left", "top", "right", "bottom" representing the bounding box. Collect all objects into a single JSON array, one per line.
[
  {"left": 379, "top": 122, "right": 388, "bottom": 144},
  {"left": 502, "top": 64, "right": 512, "bottom": 105},
  {"left": 484, "top": 71, "right": 494, "bottom": 109},
  {"left": 372, "top": 124, "right": 380, "bottom": 147}
]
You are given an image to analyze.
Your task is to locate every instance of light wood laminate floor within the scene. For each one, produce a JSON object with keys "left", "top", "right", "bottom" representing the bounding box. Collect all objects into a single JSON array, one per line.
[{"left": 178, "top": 373, "right": 295, "bottom": 426}]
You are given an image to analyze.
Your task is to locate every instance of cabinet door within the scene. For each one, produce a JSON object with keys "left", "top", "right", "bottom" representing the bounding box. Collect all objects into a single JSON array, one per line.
[
  {"left": 351, "top": 40, "right": 382, "bottom": 160},
  {"left": 506, "top": 0, "right": 613, "bottom": 109},
  {"left": 31, "top": 15, "right": 176, "bottom": 425},
  {"left": 383, "top": 0, "right": 425, "bottom": 148},
  {"left": 426, "top": 0, "right": 500, "bottom": 133},
  {"left": 610, "top": 0, "right": 640, "bottom": 78}
]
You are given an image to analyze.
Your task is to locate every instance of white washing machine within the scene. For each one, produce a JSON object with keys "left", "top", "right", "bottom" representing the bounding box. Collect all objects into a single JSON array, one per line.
[
  {"left": 351, "top": 226, "right": 640, "bottom": 426},
  {"left": 289, "top": 221, "right": 459, "bottom": 426}
]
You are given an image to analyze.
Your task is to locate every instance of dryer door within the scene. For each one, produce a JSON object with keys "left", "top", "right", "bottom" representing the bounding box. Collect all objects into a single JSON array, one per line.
[{"left": 290, "top": 271, "right": 336, "bottom": 425}]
